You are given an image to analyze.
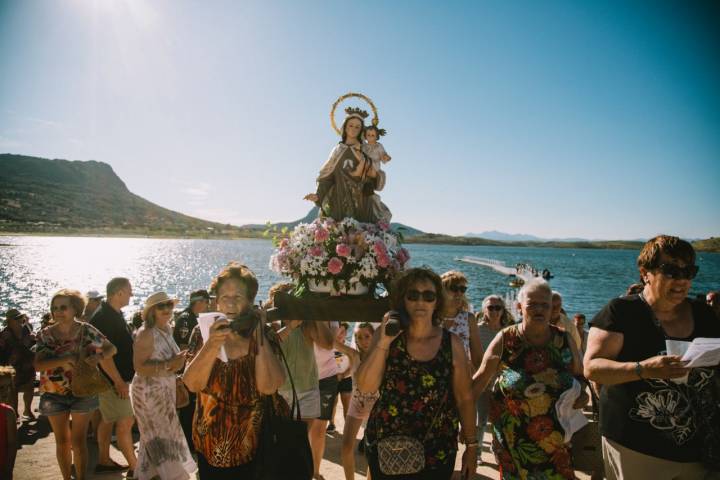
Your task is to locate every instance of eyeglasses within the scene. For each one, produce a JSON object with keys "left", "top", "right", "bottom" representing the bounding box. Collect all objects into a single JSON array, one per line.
[
  {"left": 486, "top": 305, "right": 503, "bottom": 312},
  {"left": 155, "top": 301, "right": 175, "bottom": 310},
  {"left": 51, "top": 305, "right": 70, "bottom": 312},
  {"left": 449, "top": 285, "right": 467, "bottom": 294},
  {"left": 405, "top": 289, "right": 437, "bottom": 302},
  {"left": 655, "top": 263, "right": 699, "bottom": 280}
]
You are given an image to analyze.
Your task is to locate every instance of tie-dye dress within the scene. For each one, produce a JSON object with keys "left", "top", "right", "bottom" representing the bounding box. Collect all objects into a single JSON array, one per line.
[{"left": 130, "top": 327, "right": 197, "bottom": 480}]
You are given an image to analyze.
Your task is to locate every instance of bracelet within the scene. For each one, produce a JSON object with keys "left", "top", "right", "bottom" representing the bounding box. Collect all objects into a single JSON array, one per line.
[
  {"left": 464, "top": 441, "right": 480, "bottom": 448},
  {"left": 635, "top": 361, "right": 644, "bottom": 379},
  {"left": 376, "top": 345, "right": 389, "bottom": 352}
]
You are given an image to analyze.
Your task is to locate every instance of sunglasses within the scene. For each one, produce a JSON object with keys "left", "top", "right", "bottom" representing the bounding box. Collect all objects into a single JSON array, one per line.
[
  {"left": 405, "top": 290, "right": 437, "bottom": 302},
  {"left": 449, "top": 285, "right": 468, "bottom": 294},
  {"left": 655, "top": 263, "right": 699, "bottom": 280},
  {"left": 486, "top": 305, "right": 503, "bottom": 312},
  {"left": 155, "top": 301, "right": 175, "bottom": 310},
  {"left": 51, "top": 305, "right": 70, "bottom": 312}
]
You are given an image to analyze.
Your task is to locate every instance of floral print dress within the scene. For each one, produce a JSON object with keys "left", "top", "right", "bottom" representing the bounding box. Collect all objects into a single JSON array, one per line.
[
  {"left": 489, "top": 324, "right": 575, "bottom": 480},
  {"left": 365, "top": 329, "right": 459, "bottom": 471}
]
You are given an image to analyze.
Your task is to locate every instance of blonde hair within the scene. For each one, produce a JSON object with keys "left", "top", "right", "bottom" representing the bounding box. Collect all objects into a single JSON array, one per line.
[{"left": 441, "top": 270, "right": 470, "bottom": 312}]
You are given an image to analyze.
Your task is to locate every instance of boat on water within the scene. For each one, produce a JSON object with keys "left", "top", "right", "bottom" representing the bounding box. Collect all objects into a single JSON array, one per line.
[{"left": 457, "top": 257, "right": 553, "bottom": 283}]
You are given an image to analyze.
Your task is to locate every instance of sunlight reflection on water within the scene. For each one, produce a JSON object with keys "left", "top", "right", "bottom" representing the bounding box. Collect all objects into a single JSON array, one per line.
[{"left": 1, "top": 236, "right": 718, "bottom": 329}]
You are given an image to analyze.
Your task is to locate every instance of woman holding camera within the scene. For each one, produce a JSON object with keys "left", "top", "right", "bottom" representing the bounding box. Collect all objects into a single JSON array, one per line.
[
  {"left": 356, "top": 268, "right": 477, "bottom": 480},
  {"left": 131, "top": 292, "right": 196, "bottom": 480},
  {"left": 182, "top": 263, "right": 287, "bottom": 479}
]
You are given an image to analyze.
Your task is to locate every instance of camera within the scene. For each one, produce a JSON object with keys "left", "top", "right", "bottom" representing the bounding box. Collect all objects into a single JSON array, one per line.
[
  {"left": 385, "top": 309, "right": 409, "bottom": 336},
  {"left": 224, "top": 307, "right": 282, "bottom": 336}
]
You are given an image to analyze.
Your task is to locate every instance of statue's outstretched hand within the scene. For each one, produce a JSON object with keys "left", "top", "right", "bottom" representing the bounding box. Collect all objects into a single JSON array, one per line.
[{"left": 304, "top": 193, "right": 319, "bottom": 203}]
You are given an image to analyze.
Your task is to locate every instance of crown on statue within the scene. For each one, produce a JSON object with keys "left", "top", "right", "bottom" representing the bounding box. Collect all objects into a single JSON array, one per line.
[{"left": 345, "top": 107, "right": 369, "bottom": 120}]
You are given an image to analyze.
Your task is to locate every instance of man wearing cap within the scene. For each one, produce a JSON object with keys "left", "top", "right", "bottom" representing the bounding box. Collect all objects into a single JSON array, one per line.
[
  {"left": 0, "top": 309, "right": 36, "bottom": 419},
  {"left": 90, "top": 277, "right": 138, "bottom": 476},
  {"left": 82, "top": 290, "right": 104, "bottom": 322},
  {"left": 173, "top": 289, "right": 209, "bottom": 351},
  {"left": 173, "top": 289, "right": 209, "bottom": 452}
]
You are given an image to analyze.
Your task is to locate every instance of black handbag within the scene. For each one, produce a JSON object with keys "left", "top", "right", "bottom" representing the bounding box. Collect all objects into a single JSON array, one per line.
[{"left": 255, "top": 343, "right": 313, "bottom": 480}]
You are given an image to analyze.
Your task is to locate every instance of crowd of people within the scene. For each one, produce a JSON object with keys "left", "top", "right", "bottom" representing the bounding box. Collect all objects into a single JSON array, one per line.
[{"left": 0, "top": 235, "right": 719, "bottom": 479}]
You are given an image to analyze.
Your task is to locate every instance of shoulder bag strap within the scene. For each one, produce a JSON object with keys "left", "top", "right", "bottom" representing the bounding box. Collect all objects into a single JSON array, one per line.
[{"left": 275, "top": 343, "right": 302, "bottom": 421}]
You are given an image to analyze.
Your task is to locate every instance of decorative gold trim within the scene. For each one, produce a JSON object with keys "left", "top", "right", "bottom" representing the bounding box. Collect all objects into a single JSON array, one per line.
[{"left": 330, "top": 92, "right": 379, "bottom": 136}]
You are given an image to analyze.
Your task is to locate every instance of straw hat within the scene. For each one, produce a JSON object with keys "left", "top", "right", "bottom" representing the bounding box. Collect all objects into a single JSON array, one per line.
[{"left": 142, "top": 292, "right": 179, "bottom": 321}]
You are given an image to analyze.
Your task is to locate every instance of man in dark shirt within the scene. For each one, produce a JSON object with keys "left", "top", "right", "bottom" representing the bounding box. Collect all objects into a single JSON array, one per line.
[
  {"left": 173, "top": 289, "right": 209, "bottom": 350},
  {"left": 173, "top": 288, "right": 209, "bottom": 451},
  {"left": 90, "top": 277, "right": 138, "bottom": 476}
]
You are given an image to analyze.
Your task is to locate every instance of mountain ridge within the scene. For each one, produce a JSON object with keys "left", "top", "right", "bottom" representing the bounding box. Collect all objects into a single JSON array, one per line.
[{"left": 1, "top": 154, "right": 717, "bottom": 252}]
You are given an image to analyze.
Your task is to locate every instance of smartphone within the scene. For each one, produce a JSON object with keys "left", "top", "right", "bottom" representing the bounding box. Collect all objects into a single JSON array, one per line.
[{"left": 385, "top": 309, "right": 409, "bottom": 336}]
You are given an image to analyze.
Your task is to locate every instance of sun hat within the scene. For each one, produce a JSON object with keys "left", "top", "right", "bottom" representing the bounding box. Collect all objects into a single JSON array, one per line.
[
  {"left": 86, "top": 290, "right": 104, "bottom": 300},
  {"left": 142, "top": 292, "right": 179, "bottom": 321}
]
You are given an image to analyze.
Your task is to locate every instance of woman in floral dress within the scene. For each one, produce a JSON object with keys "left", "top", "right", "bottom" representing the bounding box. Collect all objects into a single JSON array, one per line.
[
  {"left": 474, "top": 279, "right": 586, "bottom": 480},
  {"left": 357, "top": 267, "right": 477, "bottom": 480}
]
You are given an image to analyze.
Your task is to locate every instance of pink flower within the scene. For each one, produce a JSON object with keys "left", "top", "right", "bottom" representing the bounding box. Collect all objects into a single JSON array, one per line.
[
  {"left": 373, "top": 240, "right": 387, "bottom": 257},
  {"left": 314, "top": 227, "right": 329, "bottom": 243},
  {"left": 335, "top": 243, "right": 351, "bottom": 257},
  {"left": 377, "top": 253, "right": 390, "bottom": 268},
  {"left": 327, "top": 257, "right": 344, "bottom": 275},
  {"left": 378, "top": 221, "right": 390, "bottom": 231},
  {"left": 309, "top": 246, "right": 323, "bottom": 257}
]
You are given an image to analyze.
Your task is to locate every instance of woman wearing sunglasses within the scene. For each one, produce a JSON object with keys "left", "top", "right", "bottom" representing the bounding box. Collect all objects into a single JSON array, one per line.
[
  {"left": 131, "top": 292, "right": 196, "bottom": 479},
  {"left": 585, "top": 235, "right": 720, "bottom": 479},
  {"left": 34, "top": 289, "right": 117, "bottom": 480},
  {"left": 441, "top": 271, "right": 484, "bottom": 370},
  {"left": 357, "top": 267, "right": 477, "bottom": 480},
  {"left": 475, "top": 295, "right": 514, "bottom": 461}
]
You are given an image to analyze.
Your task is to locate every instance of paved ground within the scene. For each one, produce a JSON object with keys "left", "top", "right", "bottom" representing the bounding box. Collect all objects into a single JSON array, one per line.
[{"left": 14, "top": 392, "right": 595, "bottom": 479}]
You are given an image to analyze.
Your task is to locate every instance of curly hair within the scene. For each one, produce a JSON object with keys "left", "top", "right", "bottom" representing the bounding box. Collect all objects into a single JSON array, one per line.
[
  {"left": 441, "top": 270, "right": 470, "bottom": 312},
  {"left": 210, "top": 262, "right": 259, "bottom": 302},
  {"left": 50, "top": 289, "right": 86, "bottom": 319},
  {"left": 389, "top": 267, "right": 448, "bottom": 325}
]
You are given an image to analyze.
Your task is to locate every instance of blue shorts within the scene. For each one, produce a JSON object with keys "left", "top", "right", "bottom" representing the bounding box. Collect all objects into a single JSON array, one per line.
[{"left": 39, "top": 392, "right": 99, "bottom": 416}]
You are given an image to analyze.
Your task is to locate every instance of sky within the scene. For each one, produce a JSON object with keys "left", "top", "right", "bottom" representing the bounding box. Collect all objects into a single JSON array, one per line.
[{"left": 1, "top": 0, "right": 718, "bottom": 240}]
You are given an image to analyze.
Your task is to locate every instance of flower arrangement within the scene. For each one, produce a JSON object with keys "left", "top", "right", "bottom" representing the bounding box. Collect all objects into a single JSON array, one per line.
[{"left": 269, "top": 217, "right": 410, "bottom": 295}]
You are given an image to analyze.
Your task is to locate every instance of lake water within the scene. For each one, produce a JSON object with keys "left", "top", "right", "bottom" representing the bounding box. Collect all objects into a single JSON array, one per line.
[{"left": 1, "top": 236, "right": 718, "bottom": 328}]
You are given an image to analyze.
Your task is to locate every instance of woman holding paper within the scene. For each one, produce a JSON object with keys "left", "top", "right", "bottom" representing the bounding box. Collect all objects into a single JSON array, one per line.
[
  {"left": 182, "top": 262, "right": 287, "bottom": 478},
  {"left": 585, "top": 235, "right": 720, "bottom": 478}
]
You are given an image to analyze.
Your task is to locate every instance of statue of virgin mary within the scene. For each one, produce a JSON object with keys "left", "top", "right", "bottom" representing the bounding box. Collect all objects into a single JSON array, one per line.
[{"left": 304, "top": 108, "right": 391, "bottom": 223}]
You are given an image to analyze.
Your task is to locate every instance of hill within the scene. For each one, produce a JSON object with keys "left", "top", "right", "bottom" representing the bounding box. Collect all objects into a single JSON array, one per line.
[
  {"left": 0, "top": 154, "right": 259, "bottom": 237},
  {"left": 692, "top": 237, "right": 720, "bottom": 253},
  {"left": 1, "top": 154, "right": 717, "bottom": 252}
]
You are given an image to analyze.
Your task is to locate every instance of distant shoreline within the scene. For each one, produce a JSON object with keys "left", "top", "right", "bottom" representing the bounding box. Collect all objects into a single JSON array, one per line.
[{"left": 2, "top": 229, "right": 718, "bottom": 252}]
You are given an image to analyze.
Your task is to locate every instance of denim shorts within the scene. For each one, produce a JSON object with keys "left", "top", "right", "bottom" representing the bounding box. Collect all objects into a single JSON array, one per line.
[{"left": 39, "top": 392, "right": 99, "bottom": 416}]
